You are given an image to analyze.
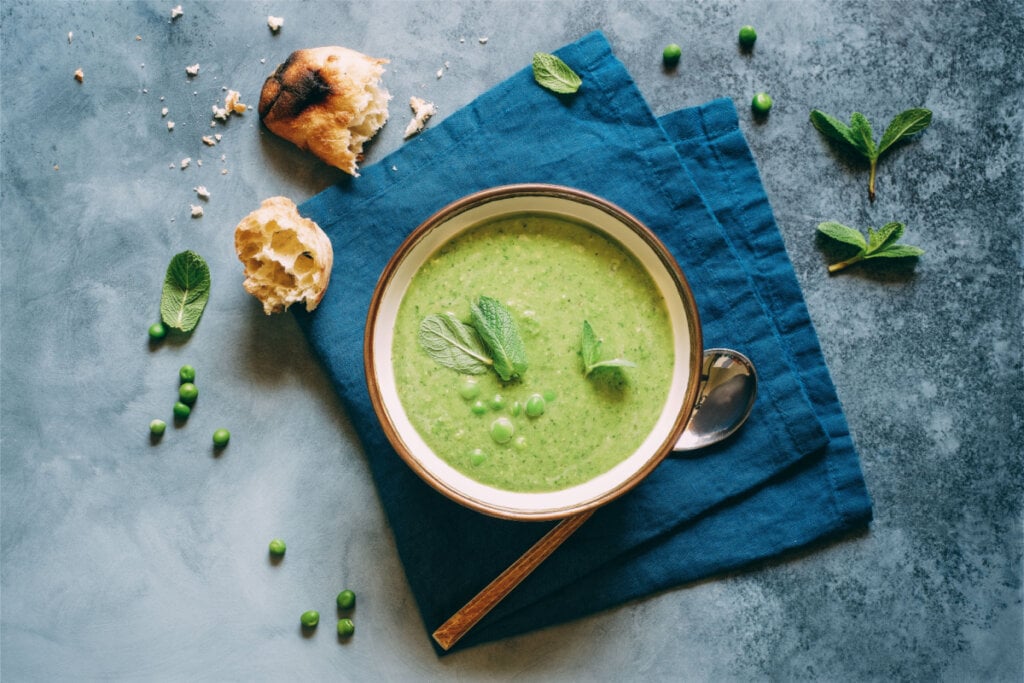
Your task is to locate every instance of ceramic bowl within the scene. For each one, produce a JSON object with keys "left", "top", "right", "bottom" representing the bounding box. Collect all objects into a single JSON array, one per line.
[{"left": 365, "top": 184, "right": 702, "bottom": 521}]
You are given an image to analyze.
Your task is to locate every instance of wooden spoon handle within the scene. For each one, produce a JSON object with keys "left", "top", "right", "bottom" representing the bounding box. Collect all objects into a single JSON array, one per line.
[{"left": 431, "top": 509, "right": 595, "bottom": 651}]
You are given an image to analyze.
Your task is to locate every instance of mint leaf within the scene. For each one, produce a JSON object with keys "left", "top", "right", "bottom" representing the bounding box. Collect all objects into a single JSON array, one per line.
[
  {"left": 817, "top": 221, "right": 867, "bottom": 249},
  {"left": 470, "top": 296, "right": 527, "bottom": 381},
  {"left": 418, "top": 313, "right": 492, "bottom": 374},
  {"left": 818, "top": 221, "right": 924, "bottom": 273},
  {"left": 160, "top": 250, "right": 210, "bottom": 332},
  {"left": 532, "top": 52, "right": 582, "bottom": 94},
  {"left": 810, "top": 107, "right": 932, "bottom": 201},
  {"left": 580, "top": 320, "right": 635, "bottom": 376},
  {"left": 878, "top": 108, "right": 932, "bottom": 155}
]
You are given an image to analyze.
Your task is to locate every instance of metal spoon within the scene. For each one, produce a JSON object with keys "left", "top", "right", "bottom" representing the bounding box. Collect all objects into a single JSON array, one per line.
[{"left": 432, "top": 348, "right": 758, "bottom": 651}]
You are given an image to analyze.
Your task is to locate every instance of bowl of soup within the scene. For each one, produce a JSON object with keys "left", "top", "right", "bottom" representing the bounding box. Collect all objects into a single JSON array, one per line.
[{"left": 365, "top": 184, "right": 702, "bottom": 520}]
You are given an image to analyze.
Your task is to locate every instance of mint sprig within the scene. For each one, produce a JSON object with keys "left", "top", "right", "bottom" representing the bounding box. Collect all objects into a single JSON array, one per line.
[
  {"left": 810, "top": 108, "right": 932, "bottom": 201},
  {"left": 532, "top": 52, "right": 582, "bottom": 94},
  {"left": 160, "top": 250, "right": 211, "bottom": 332},
  {"left": 470, "top": 296, "right": 528, "bottom": 381},
  {"left": 817, "top": 221, "right": 924, "bottom": 273},
  {"left": 580, "top": 320, "right": 635, "bottom": 376}
]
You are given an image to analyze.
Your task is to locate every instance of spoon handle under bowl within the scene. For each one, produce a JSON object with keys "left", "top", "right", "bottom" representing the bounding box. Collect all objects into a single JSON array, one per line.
[{"left": 431, "top": 509, "right": 595, "bottom": 651}]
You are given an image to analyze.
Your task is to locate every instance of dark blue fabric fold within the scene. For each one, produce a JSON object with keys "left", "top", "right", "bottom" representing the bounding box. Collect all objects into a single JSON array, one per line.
[{"left": 294, "top": 31, "right": 871, "bottom": 652}]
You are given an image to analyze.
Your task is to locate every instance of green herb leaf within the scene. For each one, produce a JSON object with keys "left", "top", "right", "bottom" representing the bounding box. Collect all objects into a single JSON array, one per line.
[
  {"left": 580, "top": 320, "right": 636, "bottom": 376},
  {"left": 817, "top": 221, "right": 867, "bottom": 249},
  {"left": 160, "top": 250, "right": 210, "bottom": 332},
  {"left": 878, "top": 108, "right": 933, "bottom": 155},
  {"left": 470, "top": 296, "right": 528, "bottom": 381},
  {"left": 848, "top": 112, "right": 877, "bottom": 159},
  {"left": 817, "top": 221, "right": 924, "bottom": 273},
  {"left": 418, "top": 313, "right": 493, "bottom": 375},
  {"left": 809, "top": 110, "right": 858, "bottom": 148},
  {"left": 532, "top": 52, "right": 582, "bottom": 94}
]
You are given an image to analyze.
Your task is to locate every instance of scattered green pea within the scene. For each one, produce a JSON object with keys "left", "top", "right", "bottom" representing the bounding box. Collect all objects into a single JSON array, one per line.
[
  {"left": 212, "top": 428, "right": 230, "bottom": 447},
  {"left": 458, "top": 378, "right": 480, "bottom": 400},
  {"left": 173, "top": 401, "right": 191, "bottom": 420},
  {"left": 469, "top": 449, "right": 487, "bottom": 466},
  {"left": 179, "top": 364, "right": 196, "bottom": 383},
  {"left": 663, "top": 43, "right": 682, "bottom": 67},
  {"left": 512, "top": 436, "right": 528, "bottom": 450},
  {"left": 510, "top": 401, "right": 522, "bottom": 417},
  {"left": 300, "top": 610, "right": 320, "bottom": 628},
  {"left": 268, "top": 538, "right": 286, "bottom": 556},
  {"left": 542, "top": 389, "right": 557, "bottom": 402},
  {"left": 149, "top": 419, "right": 167, "bottom": 436},
  {"left": 738, "top": 25, "right": 757, "bottom": 47},
  {"left": 148, "top": 322, "right": 167, "bottom": 340},
  {"left": 751, "top": 92, "right": 773, "bottom": 114},
  {"left": 336, "top": 589, "right": 356, "bottom": 610},
  {"left": 489, "top": 417, "right": 514, "bottom": 444},
  {"left": 525, "top": 394, "right": 546, "bottom": 418},
  {"left": 488, "top": 394, "right": 506, "bottom": 411},
  {"left": 470, "top": 400, "right": 488, "bottom": 415},
  {"left": 337, "top": 618, "right": 355, "bottom": 637},
  {"left": 178, "top": 382, "right": 198, "bottom": 405}
]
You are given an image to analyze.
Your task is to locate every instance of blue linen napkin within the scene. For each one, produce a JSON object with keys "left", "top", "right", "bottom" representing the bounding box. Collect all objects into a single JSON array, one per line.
[{"left": 294, "top": 30, "right": 872, "bottom": 652}]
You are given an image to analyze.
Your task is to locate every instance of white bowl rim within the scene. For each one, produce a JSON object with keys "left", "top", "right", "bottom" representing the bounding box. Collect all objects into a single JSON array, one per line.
[{"left": 364, "top": 184, "right": 703, "bottom": 521}]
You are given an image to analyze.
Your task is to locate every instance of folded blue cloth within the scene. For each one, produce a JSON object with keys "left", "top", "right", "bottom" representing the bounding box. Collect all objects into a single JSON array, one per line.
[{"left": 295, "top": 30, "right": 872, "bottom": 652}]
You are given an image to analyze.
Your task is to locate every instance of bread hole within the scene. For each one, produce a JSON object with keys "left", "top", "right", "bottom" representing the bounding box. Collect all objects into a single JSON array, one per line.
[
  {"left": 294, "top": 252, "right": 315, "bottom": 274},
  {"left": 270, "top": 228, "right": 303, "bottom": 255}
]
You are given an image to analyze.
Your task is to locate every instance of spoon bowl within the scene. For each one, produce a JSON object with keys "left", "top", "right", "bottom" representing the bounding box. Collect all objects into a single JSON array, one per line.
[{"left": 675, "top": 348, "right": 757, "bottom": 451}]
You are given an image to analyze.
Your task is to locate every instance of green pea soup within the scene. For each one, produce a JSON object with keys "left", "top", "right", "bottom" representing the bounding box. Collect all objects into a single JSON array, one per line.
[{"left": 392, "top": 212, "right": 675, "bottom": 493}]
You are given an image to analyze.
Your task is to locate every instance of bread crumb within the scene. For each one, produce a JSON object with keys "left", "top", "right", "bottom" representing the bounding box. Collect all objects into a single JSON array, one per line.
[
  {"left": 212, "top": 106, "right": 228, "bottom": 121},
  {"left": 180, "top": 157, "right": 191, "bottom": 169},
  {"left": 190, "top": 204, "right": 204, "bottom": 218},
  {"left": 167, "top": 121, "right": 175, "bottom": 131},
  {"left": 68, "top": 31, "right": 73, "bottom": 44},
  {"left": 54, "top": 164, "right": 60, "bottom": 171},
  {"left": 225, "top": 90, "right": 247, "bottom": 114},
  {"left": 161, "top": 107, "right": 169, "bottom": 117},
  {"left": 403, "top": 96, "right": 436, "bottom": 139},
  {"left": 135, "top": 35, "right": 142, "bottom": 41},
  {"left": 185, "top": 63, "right": 200, "bottom": 77},
  {"left": 74, "top": 68, "right": 84, "bottom": 83},
  {"left": 267, "top": 15, "right": 283, "bottom": 32},
  {"left": 215, "top": 134, "right": 222, "bottom": 141},
  {"left": 478, "top": 37, "right": 489, "bottom": 44},
  {"left": 436, "top": 68, "right": 443, "bottom": 79},
  {"left": 171, "top": 5, "right": 183, "bottom": 19},
  {"left": 197, "top": 160, "right": 203, "bottom": 166},
  {"left": 221, "top": 169, "right": 228, "bottom": 175},
  {"left": 194, "top": 185, "right": 210, "bottom": 199},
  {"left": 201, "top": 135, "right": 217, "bottom": 146}
]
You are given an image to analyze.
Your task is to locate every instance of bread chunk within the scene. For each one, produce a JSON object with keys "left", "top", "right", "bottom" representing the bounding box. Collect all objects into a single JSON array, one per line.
[
  {"left": 259, "top": 46, "right": 390, "bottom": 176},
  {"left": 234, "top": 197, "right": 334, "bottom": 314}
]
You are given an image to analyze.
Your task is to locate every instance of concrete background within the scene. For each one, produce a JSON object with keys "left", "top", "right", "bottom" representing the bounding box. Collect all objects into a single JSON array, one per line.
[{"left": 2, "top": 1, "right": 1021, "bottom": 680}]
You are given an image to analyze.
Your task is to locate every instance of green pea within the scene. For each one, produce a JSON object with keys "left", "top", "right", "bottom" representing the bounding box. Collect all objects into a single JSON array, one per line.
[
  {"left": 300, "top": 610, "right": 320, "bottom": 628},
  {"left": 172, "top": 401, "right": 191, "bottom": 420},
  {"left": 488, "top": 394, "right": 506, "bottom": 411},
  {"left": 525, "top": 394, "right": 546, "bottom": 418},
  {"left": 458, "top": 378, "right": 480, "bottom": 400},
  {"left": 179, "top": 365, "right": 196, "bottom": 383},
  {"left": 751, "top": 92, "right": 773, "bottom": 114},
  {"left": 738, "top": 25, "right": 757, "bottom": 47},
  {"left": 490, "top": 417, "right": 514, "bottom": 444},
  {"left": 663, "top": 43, "right": 682, "bottom": 67},
  {"left": 148, "top": 322, "right": 167, "bottom": 340},
  {"left": 469, "top": 448, "right": 487, "bottom": 466},
  {"left": 513, "top": 436, "right": 527, "bottom": 450},
  {"left": 336, "top": 589, "right": 356, "bottom": 610},
  {"left": 470, "top": 400, "right": 488, "bottom": 415},
  {"left": 149, "top": 419, "right": 167, "bottom": 436},
  {"left": 510, "top": 401, "right": 522, "bottom": 417},
  {"left": 179, "top": 382, "right": 198, "bottom": 405},
  {"left": 212, "top": 428, "right": 230, "bottom": 447},
  {"left": 337, "top": 618, "right": 355, "bottom": 637},
  {"left": 268, "top": 538, "right": 286, "bottom": 556},
  {"left": 542, "top": 389, "right": 557, "bottom": 402}
]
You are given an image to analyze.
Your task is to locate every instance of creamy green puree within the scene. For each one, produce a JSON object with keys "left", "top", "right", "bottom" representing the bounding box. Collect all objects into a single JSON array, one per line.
[{"left": 392, "top": 213, "right": 674, "bottom": 492}]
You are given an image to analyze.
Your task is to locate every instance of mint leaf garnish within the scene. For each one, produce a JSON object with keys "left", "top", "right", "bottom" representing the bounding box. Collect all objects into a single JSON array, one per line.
[
  {"left": 810, "top": 107, "right": 932, "bottom": 201},
  {"left": 581, "top": 320, "right": 636, "bottom": 376},
  {"left": 160, "top": 250, "right": 210, "bottom": 332},
  {"left": 532, "top": 52, "right": 582, "bottom": 94},
  {"left": 818, "top": 221, "right": 924, "bottom": 273},
  {"left": 418, "top": 313, "right": 493, "bottom": 375},
  {"left": 470, "top": 296, "right": 528, "bottom": 382}
]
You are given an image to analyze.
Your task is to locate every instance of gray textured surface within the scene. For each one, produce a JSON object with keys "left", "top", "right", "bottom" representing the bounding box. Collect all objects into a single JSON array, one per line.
[{"left": 2, "top": 0, "right": 1021, "bottom": 680}]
